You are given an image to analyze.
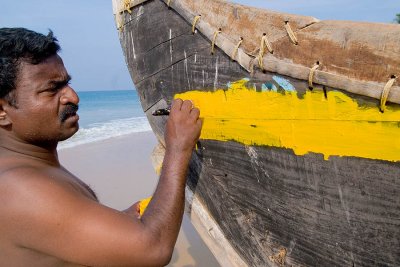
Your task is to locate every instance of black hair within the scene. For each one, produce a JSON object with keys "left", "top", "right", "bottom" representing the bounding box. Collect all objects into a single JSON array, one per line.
[{"left": 0, "top": 28, "right": 60, "bottom": 106}]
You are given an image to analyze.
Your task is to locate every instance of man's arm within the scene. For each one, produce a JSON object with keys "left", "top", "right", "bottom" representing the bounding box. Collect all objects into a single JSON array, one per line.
[
  {"left": 2, "top": 99, "right": 202, "bottom": 267},
  {"left": 133, "top": 99, "right": 202, "bottom": 255}
]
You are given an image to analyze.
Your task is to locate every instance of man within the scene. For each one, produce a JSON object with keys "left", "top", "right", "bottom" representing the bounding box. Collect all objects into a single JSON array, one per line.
[{"left": 0, "top": 28, "right": 202, "bottom": 266}]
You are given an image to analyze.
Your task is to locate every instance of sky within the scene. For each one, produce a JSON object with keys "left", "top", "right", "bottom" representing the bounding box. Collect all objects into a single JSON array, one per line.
[{"left": 0, "top": 0, "right": 398, "bottom": 91}]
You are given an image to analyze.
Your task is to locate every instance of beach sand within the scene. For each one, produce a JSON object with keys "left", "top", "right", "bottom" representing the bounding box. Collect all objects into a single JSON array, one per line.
[{"left": 59, "top": 132, "right": 220, "bottom": 267}]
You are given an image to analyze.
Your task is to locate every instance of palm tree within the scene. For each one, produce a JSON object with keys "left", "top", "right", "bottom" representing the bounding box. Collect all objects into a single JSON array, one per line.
[{"left": 396, "top": 14, "right": 400, "bottom": 24}]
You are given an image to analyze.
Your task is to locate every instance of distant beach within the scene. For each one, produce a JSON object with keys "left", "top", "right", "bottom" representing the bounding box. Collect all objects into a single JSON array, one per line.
[
  {"left": 58, "top": 90, "right": 220, "bottom": 267},
  {"left": 58, "top": 90, "right": 152, "bottom": 150}
]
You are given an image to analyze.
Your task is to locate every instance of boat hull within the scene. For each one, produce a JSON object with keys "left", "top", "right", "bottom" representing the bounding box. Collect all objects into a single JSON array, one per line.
[{"left": 115, "top": 0, "right": 400, "bottom": 266}]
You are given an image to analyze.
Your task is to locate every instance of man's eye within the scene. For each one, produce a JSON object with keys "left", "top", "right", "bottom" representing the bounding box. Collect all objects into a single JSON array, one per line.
[{"left": 47, "top": 87, "right": 58, "bottom": 92}]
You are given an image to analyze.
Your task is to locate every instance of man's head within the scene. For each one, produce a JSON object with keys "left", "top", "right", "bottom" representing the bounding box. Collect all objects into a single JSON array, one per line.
[
  {"left": 0, "top": 28, "right": 60, "bottom": 107},
  {"left": 0, "top": 28, "right": 79, "bottom": 146}
]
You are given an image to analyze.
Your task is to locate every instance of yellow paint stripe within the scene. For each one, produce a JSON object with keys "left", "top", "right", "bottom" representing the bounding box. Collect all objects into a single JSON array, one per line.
[{"left": 176, "top": 79, "right": 400, "bottom": 161}]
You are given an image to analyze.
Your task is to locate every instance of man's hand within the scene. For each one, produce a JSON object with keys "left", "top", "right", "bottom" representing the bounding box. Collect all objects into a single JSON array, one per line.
[{"left": 165, "top": 99, "right": 202, "bottom": 154}]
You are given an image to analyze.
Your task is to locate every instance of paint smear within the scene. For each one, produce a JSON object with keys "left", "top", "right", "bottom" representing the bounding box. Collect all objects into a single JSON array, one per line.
[
  {"left": 175, "top": 79, "right": 400, "bottom": 162},
  {"left": 139, "top": 196, "right": 152, "bottom": 216}
]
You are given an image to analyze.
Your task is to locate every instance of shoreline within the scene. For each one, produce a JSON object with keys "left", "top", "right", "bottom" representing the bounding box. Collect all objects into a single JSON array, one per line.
[{"left": 58, "top": 131, "right": 220, "bottom": 267}]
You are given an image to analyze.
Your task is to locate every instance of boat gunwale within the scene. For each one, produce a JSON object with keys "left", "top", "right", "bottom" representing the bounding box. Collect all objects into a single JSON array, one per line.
[{"left": 112, "top": 0, "right": 400, "bottom": 105}]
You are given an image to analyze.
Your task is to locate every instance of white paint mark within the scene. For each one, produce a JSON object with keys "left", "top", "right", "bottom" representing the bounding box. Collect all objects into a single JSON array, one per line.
[
  {"left": 171, "top": 65, "right": 174, "bottom": 85},
  {"left": 184, "top": 51, "right": 191, "bottom": 90},
  {"left": 246, "top": 146, "right": 260, "bottom": 183},
  {"left": 194, "top": 53, "right": 197, "bottom": 63},
  {"left": 288, "top": 239, "right": 297, "bottom": 255},
  {"left": 202, "top": 70, "right": 205, "bottom": 88},
  {"left": 130, "top": 31, "right": 136, "bottom": 59},
  {"left": 246, "top": 146, "right": 271, "bottom": 182},
  {"left": 126, "top": 31, "right": 129, "bottom": 58},
  {"left": 213, "top": 56, "right": 219, "bottom": 90},
  {"left": 246, "top": 147, "right": 260, "bottom": 181},
  {"left": 338, "top": 185, "right": 351, "bottom": 225},
  {"left": 137, "top": 6, "right": 144, "bottom": 17},
  {"left": 169, "top": 29, "right": 173, "bottom": 63}
]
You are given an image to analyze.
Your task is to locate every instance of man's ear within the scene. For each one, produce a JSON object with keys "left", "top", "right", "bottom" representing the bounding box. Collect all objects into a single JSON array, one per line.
[{"left": 0, "top": 99, "right": 12, "bottom": 127}]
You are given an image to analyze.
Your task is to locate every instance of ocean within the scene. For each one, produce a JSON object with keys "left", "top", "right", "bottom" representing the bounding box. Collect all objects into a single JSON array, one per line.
[{"left": 58, "top": 90, "right": 151, "bottom": 150}]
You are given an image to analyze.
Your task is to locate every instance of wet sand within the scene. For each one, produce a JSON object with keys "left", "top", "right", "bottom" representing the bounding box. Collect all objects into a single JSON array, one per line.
[{"left": 58, "top": 132, "right": 220, "bottom": 267}]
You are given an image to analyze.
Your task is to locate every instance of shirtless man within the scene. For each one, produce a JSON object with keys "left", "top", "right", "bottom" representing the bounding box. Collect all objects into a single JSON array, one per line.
[{"left": 0, "top": 28, "right": 202, "bottom": 266}]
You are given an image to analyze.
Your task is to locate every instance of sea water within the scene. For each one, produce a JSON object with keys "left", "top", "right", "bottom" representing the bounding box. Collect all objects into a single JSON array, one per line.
[{"left": 58, "top": 90, "right": 151, "bottom": 150}]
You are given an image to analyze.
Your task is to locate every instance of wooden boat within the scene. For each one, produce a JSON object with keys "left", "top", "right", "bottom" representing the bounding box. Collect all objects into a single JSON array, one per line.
[{"left": 112, "top": 0, "right": 400, "bottom": 266}]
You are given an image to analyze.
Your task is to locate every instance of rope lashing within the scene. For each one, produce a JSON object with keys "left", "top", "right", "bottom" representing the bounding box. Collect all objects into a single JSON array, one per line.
[
  {"left": 192, "top": 15, "right": 201, "bottom": 34},
  {"left": 211, "top": 28, "right": 222, "bottom": 55},
  {"left": 308, "top": 62, "right": 320, "bottom": 89},
  {"left": 380, "top": 75, "right": 397, "bottom": 112},
  {"left": 124, "top": 0, "right": 132, "bottom": 14},
  {"left": 117, "top": 23, "right": 123, "bottom": 32},
  {"left": 116, "top": 13, "right": 124, "bottom": 32},
  {"left": 258, "top": 33, "right": 273, "bottom": 69},
  {"left": 167, "top": 0, "right": 172, "bottom": 7},
  {"left": 284, "top": 21, "right": 298, "bottom": 45},
  {"left": 231, "top": 37, "right": 243, "bottom": 61}
]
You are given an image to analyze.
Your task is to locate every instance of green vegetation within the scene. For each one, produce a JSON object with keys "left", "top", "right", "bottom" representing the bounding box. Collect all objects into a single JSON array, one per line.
[{"left": 395, "top": 14, "right": 400, "bottom": 24}]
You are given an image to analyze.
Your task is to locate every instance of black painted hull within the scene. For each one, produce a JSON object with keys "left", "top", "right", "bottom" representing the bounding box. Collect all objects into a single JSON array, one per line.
[{"left": 116, "top": 1, "right": 400, "bottom": 266}]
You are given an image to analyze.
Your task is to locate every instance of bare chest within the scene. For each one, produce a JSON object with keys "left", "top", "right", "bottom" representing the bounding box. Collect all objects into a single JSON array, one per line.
[{"left": 0, "top": 244, "right": 88, "bottom": 267}]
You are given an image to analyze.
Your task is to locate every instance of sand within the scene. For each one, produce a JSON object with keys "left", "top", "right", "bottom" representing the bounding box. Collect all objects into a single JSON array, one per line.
[{"left": 58, "top": 131, "right": 220, "bottom": 267}]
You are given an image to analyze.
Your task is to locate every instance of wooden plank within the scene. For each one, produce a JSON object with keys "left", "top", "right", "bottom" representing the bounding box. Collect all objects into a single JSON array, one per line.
[
  {"left": 117, "top": 0, "right": 400, "bottom": 103},
  {"left": 187, "top": 140, "right": 400, "bottom": 266},
  {"left": 116, "top": 1, "right": 400, "bottom": 266},
  {"left": 158, "top": 0, "right": 400, "bottom": 103},
  {"left": 259, "top": 56, "right": 400, "bottom": 104},
  {"left": 150, "top": 142, "right": 248, "bottom": 267},
  {"left": 112, "top": 0, "right": 149, "bottom": 14},
  {"left": 186, "top": 187, "right": 248, "bottom": 267}
]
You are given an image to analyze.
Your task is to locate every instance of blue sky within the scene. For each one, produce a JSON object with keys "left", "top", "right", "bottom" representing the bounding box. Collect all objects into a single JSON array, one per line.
[{"left": 1, "top": 0, "right": 398, "bottom": 91}]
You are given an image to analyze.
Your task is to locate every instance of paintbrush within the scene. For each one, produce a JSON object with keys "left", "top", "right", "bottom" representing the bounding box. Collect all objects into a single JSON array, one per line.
[{"left": 152, "top": 108, "right": 170, "bottom": 116}]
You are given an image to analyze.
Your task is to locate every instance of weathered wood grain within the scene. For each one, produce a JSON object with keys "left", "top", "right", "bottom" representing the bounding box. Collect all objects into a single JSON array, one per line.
[
  {"left": 116, "top": 0, "right": 400, "bottom": 266},
  {"left": 187, "top": 140, "right": 400, "bottom": 266},
  {"left": 115, "top": 0, "right": 400, "bottom": 104}
]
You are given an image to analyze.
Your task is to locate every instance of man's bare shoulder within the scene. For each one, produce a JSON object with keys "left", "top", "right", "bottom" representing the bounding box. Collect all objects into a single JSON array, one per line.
[
  {"left": 0, "top": 164, "right": 78, "bottom": 218},
  {"left": 0, "top": 164, "right": 54, "bottom": 195},
  {"left": 0, "top": 165, "right": 96, "bottom": 266},
  {"left": 0, "top": 164, "right": 92, "bottom": 234},
  {"left": 0, "top": 164, "right": 71, "bottom": 196}
]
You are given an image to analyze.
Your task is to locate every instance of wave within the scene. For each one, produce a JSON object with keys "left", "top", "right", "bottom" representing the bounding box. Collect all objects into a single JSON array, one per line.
[{"left": 58, "top": 117, "right": 152, "bottom": 150}]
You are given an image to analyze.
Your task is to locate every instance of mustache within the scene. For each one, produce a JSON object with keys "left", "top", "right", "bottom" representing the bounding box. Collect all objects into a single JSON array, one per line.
[{"left": 60, "top": 104, "right": 79, "bottom": 122}]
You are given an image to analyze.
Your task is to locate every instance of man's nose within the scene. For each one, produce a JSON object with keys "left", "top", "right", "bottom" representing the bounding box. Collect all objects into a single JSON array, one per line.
[{"left": 60, "top": 86, "right": 79, "bottom": 105}]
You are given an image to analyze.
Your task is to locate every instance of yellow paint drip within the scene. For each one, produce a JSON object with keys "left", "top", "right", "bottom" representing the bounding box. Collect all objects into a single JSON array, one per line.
[
  {"left": 175, "top": 79, "right": 400, "bottom": 161},
  {"left": 139, "top": 196, "right": 152, "bottom": 216}
]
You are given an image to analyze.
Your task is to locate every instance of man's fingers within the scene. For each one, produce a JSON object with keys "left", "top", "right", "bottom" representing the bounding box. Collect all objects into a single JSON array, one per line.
[
  {"left": 189, "top": 107, "right": 200, "bottom": 120},
  {"left": 196, "top": 118, "right": 203, "bottom": 134},
  {"left": 171, "top": 98, "right": 183, "bottom": 112},
  {"left": 181, "top": 100, "right": 193, "bottom": 112}
]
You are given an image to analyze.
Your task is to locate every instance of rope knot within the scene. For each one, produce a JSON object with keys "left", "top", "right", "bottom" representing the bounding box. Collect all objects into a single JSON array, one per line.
[
  {"left": 308, "top": 61, "right": 320, "bottom": 90},
  {"left": 231, "top": 37, "right": 243, "bottom": 61},
  {"left": 192, "top": 15, "right": 201, "bottom": 34},
  {"left": 124, "top": 0, "right": 132, "bottom": 14},
  {"left": 211, "top": 28, "right": 222, "bottom": 55},
  {"left": 285, "top": 21, "right": 298, "bottom": 45},
  {"left": 380, "top": 75, "right": 397, "bottom": 112},
  {"left": 258, "top": 33, "right": 273, "bottom": 69}
]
